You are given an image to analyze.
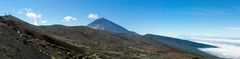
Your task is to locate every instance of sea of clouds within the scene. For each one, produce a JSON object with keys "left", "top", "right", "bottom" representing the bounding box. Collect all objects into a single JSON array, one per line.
[{"left": 183, "top": 36, "right": 240, "bottom": 59}]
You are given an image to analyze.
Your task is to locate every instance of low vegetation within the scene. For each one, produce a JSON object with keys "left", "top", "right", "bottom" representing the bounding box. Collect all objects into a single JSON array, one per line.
[{"left": 0, "top": 15, "right": 207, "bottom": 59}]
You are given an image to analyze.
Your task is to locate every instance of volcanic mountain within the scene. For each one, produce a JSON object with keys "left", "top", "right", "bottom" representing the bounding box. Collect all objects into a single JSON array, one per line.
[
  {"left": 87, "top": 18, "right": 137, "bottom": 35},
  {"left": 0, "top": 15, "right": 218, "bottom": 59}
]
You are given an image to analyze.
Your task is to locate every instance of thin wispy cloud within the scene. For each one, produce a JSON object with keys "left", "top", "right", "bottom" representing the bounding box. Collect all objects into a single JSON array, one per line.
[
  {"left": 88, "top": 13, "right": 98, "bottom": 20},
  {"left": 18, "top": 8, "right": 47, "bottom": 25},
  {"left": 63, "top": 16, "right": 76, "bottom": 22},
  {"left": 182, "top": 8, "right": 228, "bottom": 16},
  {"left": 224, "top": 27, "right": 240, "bottom": 31},
  {"left": 41, "top": 20, "right": 47, "bottom": 23}
]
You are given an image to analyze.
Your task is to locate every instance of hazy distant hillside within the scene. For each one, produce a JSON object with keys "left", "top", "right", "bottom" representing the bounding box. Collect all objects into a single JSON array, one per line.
[{"left": 144, "top": 34, "right": 220, "bottom": 59}]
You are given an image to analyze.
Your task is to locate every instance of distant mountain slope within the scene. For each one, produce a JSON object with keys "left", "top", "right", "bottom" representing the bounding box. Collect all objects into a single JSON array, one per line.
[
  {"left": 87, "top": 18, "right": 137, "bottom": 35},
  {"left": 39, "top": 25, "right": 208, "bottom": 59},
  {"left": 144, "top": 34, "right": 220, "bottom": 59}
]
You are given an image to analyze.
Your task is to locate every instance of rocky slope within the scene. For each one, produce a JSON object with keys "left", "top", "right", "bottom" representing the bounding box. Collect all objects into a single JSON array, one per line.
[
  {"left": 0, "top": 16, "right": 49, "bottom": 59},
  {"left": 0, "top": 15, "right": 209, "bottom": 59}
]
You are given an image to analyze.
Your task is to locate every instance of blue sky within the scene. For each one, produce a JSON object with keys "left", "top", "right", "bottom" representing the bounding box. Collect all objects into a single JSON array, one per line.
[{"left": 1, "top": 0, "right": 240, "bottom": 38}]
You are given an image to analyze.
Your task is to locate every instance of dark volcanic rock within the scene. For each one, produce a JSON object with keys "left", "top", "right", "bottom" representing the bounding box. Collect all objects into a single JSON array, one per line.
[
  {"left": 0, "top": 15, "right": 86, "bottom": 59},
  {"left": 0, "top": 16, "right": 49, "bottom": 59}
]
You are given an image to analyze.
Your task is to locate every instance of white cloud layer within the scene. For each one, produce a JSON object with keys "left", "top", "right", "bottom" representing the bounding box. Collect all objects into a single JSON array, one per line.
[
  {"left": 88, "top": 13, "right": 98, "bottom": 20},
  {"left": 18, "top": 8, "right": 46, "bottom": 25},
  {"left": 63, "top": 16, "right": 76, "bottom": 22},
  {"left": 183, "top": 36, "right": 240, "bottom": 59}
]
